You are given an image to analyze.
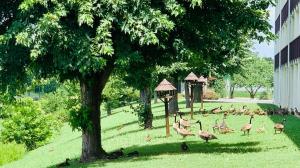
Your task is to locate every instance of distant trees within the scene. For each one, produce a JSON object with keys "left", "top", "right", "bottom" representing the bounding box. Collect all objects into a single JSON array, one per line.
[{"left": 230, "top": 54, "right": 274, "bottom": 98}]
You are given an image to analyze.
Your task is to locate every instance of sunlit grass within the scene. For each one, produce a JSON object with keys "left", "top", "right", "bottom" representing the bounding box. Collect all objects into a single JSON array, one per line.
[
  {"left": 0, "top": 142, "right": 26, "bottom": 166},
  {"left": 3, "top": 99, "right": 300, "bottom": 168}
]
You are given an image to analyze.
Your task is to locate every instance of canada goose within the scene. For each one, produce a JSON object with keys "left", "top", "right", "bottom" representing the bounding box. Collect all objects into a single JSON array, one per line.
[
  {"left": 211, "top": 106, "right": 223, "bottom": 114},
  {"left": 57, "top": 158, "right": 70, "bottom": 167},
  {"left": 178, "top": 113, "right": 191, "bottom": 128},
  {"left": 181, "top": 142, "right": 189, "bottom": 151},
  {"left": 267, "top": 109, "right": 274, "bottom": 115},
  {"left": 241, "top": 115, "right": 254, "bottom": 135},
  {"left": 274, "top": 118, "right": 286, "bottom": 134},
  {"left": 219, "top": 127, "right": 235, "bottom": 134},
  {"left": 256, "top": 126, "right": 265, "bottom": 133},
  {"left": 228, "top": 104, "right": 236, "bottom": 113},
  {"left": 173, "top": 114, "right": 179, "bottom": 133},
  {"left": 295, "top": 108, "right": 300, "bottom": 115},
  {"left": 218, "top": 117, "right": 233, "bottom": 134},
  {"left": 290, "top": 108, "right": 295, "bottom": 115},
  {"left": 239, "top": 105, "right": 247, "bottom": 115},
  {"left": 253, "top": 109, "right": 260, "bottom": 115},
  {"left": 127, "top": 151, "right": 139, "bottom": 157},
  {"left": 282, "top": 107, "right": 289, "bottom": 116},
  {"left": 145, "top": 135, "right": 151, "bottom": 142},
  {"left": 223, "top": 112, "right": 228, "bottom": 119},
  {"left": 202, "top": 113, "right": 209, "bottom": 117},
  {"left": 258, "top": 110, "right": 267, "bottom": 116},
  {"left": 176, "top": 122, "right": 194, "bottom": 138},
  {"left": 196, "top": 120, "right": 217, "bottom": 143},
  {"left": 212, "top": 119, "right": 220, "bottom": 133},
  {"left": 219, "top": 117, "right": 228, "bottom": 129},
  {"left": 108, "top": 148, "right": 124, "bottom": 159},
  {"left": 275, "top": 106, "right": 283, "bottom": 115}
]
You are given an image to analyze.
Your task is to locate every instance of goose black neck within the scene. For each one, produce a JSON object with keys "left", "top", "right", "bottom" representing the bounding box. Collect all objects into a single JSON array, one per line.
[
  {"left": 198, "top": 122, "right": 202, "bottom": 131},
  {"left": 249, "top": 117, "right": 253, "bottom": 124},
  {"left": 174, "top": 115, "right": 177, "bottom": 123}
]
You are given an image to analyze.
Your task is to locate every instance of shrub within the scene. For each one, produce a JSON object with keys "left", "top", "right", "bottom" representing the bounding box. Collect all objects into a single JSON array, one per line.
[
  {"left": 102, "top": 77, "right": 139, "bottom": 114},
  {"left": 0, "top": 142, "right": 26, "bottom": 166},
  {"left": 259, "top": 91, "right": 271, "bottom": 100},
  {"left": 203, "top": 89, "right": 219, "bottom": 100},
  {"left": 0, "top": 98, "right": 60, "bottom": 150},
  {"left": 40, "top": 91, "right": 68, "bottom": 122},
  {"left": 211, "top": 79, "right": 226, "bottom": 98}
]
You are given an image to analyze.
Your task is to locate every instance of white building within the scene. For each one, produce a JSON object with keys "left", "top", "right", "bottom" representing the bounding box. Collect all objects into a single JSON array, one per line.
[{"left": 274, "top": 0, "right": 300, "bottom": 108}]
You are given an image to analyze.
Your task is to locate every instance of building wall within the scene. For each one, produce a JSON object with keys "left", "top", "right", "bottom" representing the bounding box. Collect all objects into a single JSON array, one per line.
[{"left": 274, "top": 0, "right": 300, "bottom": 109}]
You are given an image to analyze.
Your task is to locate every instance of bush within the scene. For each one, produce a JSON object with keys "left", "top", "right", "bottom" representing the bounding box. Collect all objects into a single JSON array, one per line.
[
  {"left": 259, "top": 91, "right": 271, "bottom": 100},
  {"left": 203, "top": 89, "right": 219, "bottom": 100},
  {"left": 0, "top": 98, "right": 60, "bottom": 150},
  {"left": 103, "top": 77, "right": 139, "bottom": 114},
  {"left": 211, "top": 79, "right": 226, "bottom": 98},
  {"left": 40, "top": 91, "right": 68, "bottom": 122},
  {"left": 0, "top": 142, "right": 26, "bottom": 166}
]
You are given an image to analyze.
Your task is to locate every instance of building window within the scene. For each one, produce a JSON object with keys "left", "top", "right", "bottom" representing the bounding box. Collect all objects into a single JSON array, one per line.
[
  {"left": 275, "top": 15, "right": 280, "bottom": 34},
  {"left": 275, "top": 53, "right": 279, "bottom": 69},
  {"left": 281, "top": 1, "right": 289, "bottom": 26},
  {"left": 290, "top": 36, "right": 300, "bottom": 61},
  {"left": 290, "top": 0, "right": 300, "bottom": 13},
  {"left": 281, "top": 46, "right": 288, "bottom": 65}
]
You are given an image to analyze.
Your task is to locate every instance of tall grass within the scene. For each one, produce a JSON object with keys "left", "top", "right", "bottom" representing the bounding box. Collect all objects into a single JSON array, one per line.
[{"left": 0, "top": 142, "right": 26, "bottom": 166}]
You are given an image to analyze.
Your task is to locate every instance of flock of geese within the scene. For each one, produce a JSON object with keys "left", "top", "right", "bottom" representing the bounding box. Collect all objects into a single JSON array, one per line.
[{"left": 172, "top": 105, "right": 290, "bottom": 143}]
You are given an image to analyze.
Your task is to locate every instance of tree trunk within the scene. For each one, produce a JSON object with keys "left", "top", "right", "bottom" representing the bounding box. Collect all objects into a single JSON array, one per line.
[
  {"left": 168, "top": 77, "right": 179, "bottom": 114},
  {"left": 250, "top": 93, "right": 255, "bottom": 99},
  {"left": 79, "top": 55, "right": 114, "bottom": 162},
  {"left": 230, "top": 86, "right": 235, "bottom": 99},
  {"left": 140, "top": 87, "right": 153, "bottom": 129},
  {"left": 154, "top": 91, "right": 158, "bottom": 104},
  {"left": 185, "top": 83, "right": 190, "bottom": 108},
  {"left": 107, "top": 104, "right": 112, "bottom": 116},
  {"left": 80, "top": 77, "right": 106, "bottom": 162}
]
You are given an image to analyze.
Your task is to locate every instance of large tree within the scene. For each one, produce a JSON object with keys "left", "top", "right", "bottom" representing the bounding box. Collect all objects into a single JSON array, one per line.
[
  {"left": 231, "top": 54, "right": 274, "bottom": 98},
  {"left": 0, "top": 0, "right": 174, "bottom": 162}
]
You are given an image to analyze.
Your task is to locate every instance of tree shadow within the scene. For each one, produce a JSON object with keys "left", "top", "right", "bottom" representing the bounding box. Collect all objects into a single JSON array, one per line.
[
  {"left": 267, "top": 114, "right": 300, "bottom": 149},
  {"left": 257, "top": 104, "right": 300, "bottom": 149},
  {"left": 103, "top": 125, "right": 166, "bottom": 141},
  {"left": 103, "top": 120, "right": 139, "bottom": 133},
  {"left": 47, "top": 141, "right": 270, "bottom": 168}
]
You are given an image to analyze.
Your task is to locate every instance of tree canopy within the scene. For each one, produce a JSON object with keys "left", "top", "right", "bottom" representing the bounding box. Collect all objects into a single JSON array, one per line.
[{"left": 231, "top": 53, "right": 274, "bottom": 98}]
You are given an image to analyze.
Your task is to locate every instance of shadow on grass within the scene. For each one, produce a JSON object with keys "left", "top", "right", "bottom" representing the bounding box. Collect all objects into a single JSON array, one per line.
[
  {"left": 267, "top": 114, "right": 300, "bottom": 149},
  {"left": 256, "top": 104, "right": 300, "bottom": 149},
  {"left": 103, "top": 120, "right": 139, "bottom": 133},
  {"left": 103, "top": 125, "right": 165, "bottom": 141},
  {"left": 47, "top": 141, "right": 267, "bottom": 168}
]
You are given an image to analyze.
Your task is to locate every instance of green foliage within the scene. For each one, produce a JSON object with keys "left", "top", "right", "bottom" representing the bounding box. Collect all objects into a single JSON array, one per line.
[
  {"left": 211, "top": 79, "right": 226, "bottom": 98},
  {"left": 103, "top": 76, "right": 139, "bottom": 113},
  {"left": 0, "top": 142, "right": 26, "bottom": 166},
  {"left": 231, "top": 53, "right": 273, "bottom": 98},
  {"left": 68, "top": 105, "right": 92, "bottom": 132},
  {"left": 41, "top": 81, "right": 81, "bottom": 127},
  {"left": 40, "top": 91, "right": 68, "bottom": 122},
  {"left": 0, "top": 98, "right": 60, "bottom": 150},
  {"left": 129, "top": 101, "right": 152, "bottom": 126},
  {"left": 259, "top": 90, "right": 272, "bottom": 100}
]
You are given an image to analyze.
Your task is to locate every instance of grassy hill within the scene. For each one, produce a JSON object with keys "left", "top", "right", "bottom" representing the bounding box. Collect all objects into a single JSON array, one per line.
[{"left": 3, "top": 100, "right": 300, "bottom": 168}]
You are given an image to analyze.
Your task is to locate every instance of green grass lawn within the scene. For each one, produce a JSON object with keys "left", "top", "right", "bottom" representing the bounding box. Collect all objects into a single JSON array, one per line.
[{"left": 3, "top": 100, "right": 300, "bottom": 168}]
